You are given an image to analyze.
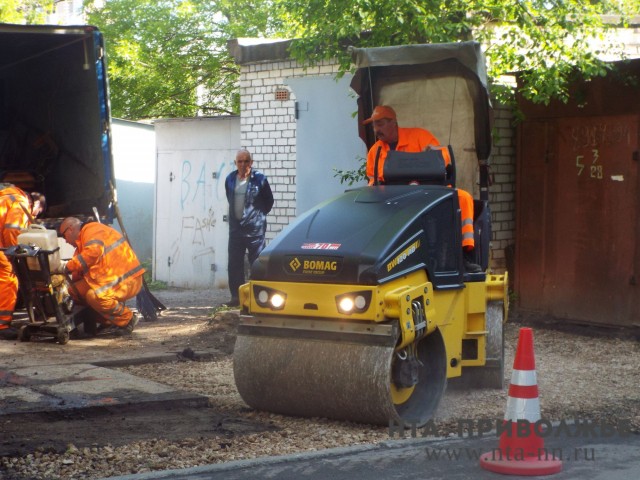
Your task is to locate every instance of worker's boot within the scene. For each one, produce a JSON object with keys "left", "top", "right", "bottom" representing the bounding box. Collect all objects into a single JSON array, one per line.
[
  {"left": 463, "top": 249, "right": 483, "bottom": 273},
  {"left": 0, "top": 327, "right": 19, "bottom": 341},
  {"left": 119, "top": 312, "right": 141, "bottom": 335}
]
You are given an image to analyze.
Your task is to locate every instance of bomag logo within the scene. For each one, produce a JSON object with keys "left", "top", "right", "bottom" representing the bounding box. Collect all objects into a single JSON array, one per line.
[
  {"left": 287, "top": 256, "right": 341, "bottom": 275},
  {"left": 289, "top": 258, "right": 301, "bottom": 271},
  {"left": 387, "top": 240, "right": 421, "bottom": 272},
  {"left": 303, "top": 260, "right": 338, "bottom": 271}
]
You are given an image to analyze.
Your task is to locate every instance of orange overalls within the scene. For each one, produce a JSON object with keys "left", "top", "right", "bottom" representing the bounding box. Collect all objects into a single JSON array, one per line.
[
  {"left": 0, "top": 186, "right": 32, "bottom": 330},
  {"left": 366, "top": 127, "right": 475, "bottom": 250},
  {"left": 66, "top": 222, "right": 145, "bottom": 327}
]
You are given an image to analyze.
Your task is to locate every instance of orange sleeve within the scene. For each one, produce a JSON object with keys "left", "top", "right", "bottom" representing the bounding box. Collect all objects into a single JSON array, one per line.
[
  {"left": 366, "top": 142, "right": 387, "bottom": 185},
  {"left": 66, "top": 227, "right": 105, "bottom": 276},
  {"left": 413, "top": 129, "right": 451, "bottom": 166},
  {"left": 2, "top": 203, "right": 30, "bottom": 247}
]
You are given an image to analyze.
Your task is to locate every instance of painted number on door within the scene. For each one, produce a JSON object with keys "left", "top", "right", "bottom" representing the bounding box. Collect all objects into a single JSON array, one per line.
[{"left": 576, "top": 149, "right": 602, "bottom": 179}]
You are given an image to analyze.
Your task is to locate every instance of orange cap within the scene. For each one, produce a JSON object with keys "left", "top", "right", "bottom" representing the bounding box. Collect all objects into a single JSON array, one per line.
[{"left": 362, "top": 105, "right": 397, "bottom": 125}]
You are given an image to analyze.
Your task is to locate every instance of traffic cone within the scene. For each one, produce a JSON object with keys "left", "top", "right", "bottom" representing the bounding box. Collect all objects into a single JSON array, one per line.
[{"left": 479, "top": 327, "right": 562, "bottom": 475}]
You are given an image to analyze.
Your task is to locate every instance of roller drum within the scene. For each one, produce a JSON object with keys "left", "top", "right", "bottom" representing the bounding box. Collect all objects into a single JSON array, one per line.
[
  {"left": 233, "top": 320, "right": 447, "bottom": 426},
  {"left": 234, "top": 334, "right": 395, "bottom": 424}
]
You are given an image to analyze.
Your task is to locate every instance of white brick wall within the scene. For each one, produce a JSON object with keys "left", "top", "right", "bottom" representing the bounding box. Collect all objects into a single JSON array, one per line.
[{"left": 489, "top": 104, "right": 517, "bottom": 272}]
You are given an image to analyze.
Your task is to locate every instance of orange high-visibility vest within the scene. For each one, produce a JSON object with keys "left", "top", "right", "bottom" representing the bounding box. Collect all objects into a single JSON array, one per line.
[
  {"left": 366, "top": 128, "right": 475, "bottom": 249},
  {"left": 0, "top": 185, "right": 32, "bottom": 327},
  {"left": 366, "top": 128, "right": 445, "bottom": 185},
  {"left": 66, "top": 223, "right": 144, "bottom": 296},
  {"left": 0, "top": 185, "right": 31, "bottom": 248}
]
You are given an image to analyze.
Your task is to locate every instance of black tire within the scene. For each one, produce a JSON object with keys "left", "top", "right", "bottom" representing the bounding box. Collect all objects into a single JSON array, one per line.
[
  {"left": 481, "top": 300, "right": 506, "bottom": 388},
  {"left": 392, "top": 330, "right": 448, "bottom": 427},
  {"left": 450, "top": 300, "right": 505, "bottom": 389}
]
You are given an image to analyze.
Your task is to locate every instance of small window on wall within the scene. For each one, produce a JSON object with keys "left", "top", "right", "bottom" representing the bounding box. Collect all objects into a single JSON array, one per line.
[{"left": 275, "top": 88, "right": 290, "bottom": 101}]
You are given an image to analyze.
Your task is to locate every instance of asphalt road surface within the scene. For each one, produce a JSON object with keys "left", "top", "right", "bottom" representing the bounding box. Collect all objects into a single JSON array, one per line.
[{"left": 106, "top": 430, "right": 640, "bottom": 480}]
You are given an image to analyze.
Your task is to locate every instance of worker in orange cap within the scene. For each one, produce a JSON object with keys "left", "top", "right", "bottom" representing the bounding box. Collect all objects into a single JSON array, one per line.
[
  {"left": 0, "top": 185, "right": 46, "bottom": 340},
  {"left": 58, "top": 217, "right": 144, "bottom": 335},
  {"left": 363, "top": 105, "right": 481, "bottom": 273}
]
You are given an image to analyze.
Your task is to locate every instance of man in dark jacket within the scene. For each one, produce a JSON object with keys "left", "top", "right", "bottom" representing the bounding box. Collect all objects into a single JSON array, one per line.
[{"left": 224, "top": 149, "right": 274, "bottom": 306}]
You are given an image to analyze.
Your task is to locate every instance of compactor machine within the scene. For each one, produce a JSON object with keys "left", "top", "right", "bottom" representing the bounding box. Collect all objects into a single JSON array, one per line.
[{"left": 233, "top": 42, "right": 509, "bottom": 426}]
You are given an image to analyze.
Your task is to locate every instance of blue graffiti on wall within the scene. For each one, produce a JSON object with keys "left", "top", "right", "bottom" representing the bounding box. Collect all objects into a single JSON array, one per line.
[
  {"left": 180, "top": 159, "right": 230, "bottom": 210},
  {"left": 166, "top": 158, "right": 232, "bottom": 272}
]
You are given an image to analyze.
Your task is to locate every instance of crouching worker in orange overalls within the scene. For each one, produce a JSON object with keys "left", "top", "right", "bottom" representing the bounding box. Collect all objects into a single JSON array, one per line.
[
  {"left": 58, "top": 217, "right": 144, "bottom": 335},
  {"left": 0, "top": 185, "right": 46, "bottom": 340}
]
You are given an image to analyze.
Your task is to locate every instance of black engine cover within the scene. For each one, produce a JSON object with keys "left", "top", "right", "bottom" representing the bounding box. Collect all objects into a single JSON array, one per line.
[{"left": 251, "top": 185, "right": 464, "bottom": 289}]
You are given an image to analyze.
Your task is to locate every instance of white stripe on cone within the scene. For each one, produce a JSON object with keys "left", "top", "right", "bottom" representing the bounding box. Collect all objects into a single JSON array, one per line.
[
  {"left": 504, "top": 397, "right": 541, "bottom": 422},
  {"left": 504, "top": 368, "right": 540, "bottom": 422},
  {"left": 511, "top": 368, "right": 537, "bottom": 386}
]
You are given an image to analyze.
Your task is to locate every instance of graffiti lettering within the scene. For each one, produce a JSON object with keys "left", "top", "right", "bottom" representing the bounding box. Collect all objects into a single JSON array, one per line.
[
  {"left": 195, "top": 163, "right": 206, "bottom": 209},
  {"left": 181, "top": 161, "right": 192, "bottom": 210},
  {"left": 164, "top": 158, "right": 234, "bottom": 284},
  {"left": 181, "top": 160, "right": 210, "bottom": 210},
  {"left": 570, "top": 123, "right": 630, "bottom": 151},
  {"left": 179, "top": 209, "right": 217, "bottom": 246}
]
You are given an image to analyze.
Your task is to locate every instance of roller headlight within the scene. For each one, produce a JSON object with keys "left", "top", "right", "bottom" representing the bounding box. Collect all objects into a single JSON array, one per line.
[
  {"left": 336, "top": 291, "right": 372, "bottom": 314},
  {"left": 258, "top": 289, "right": 269, "bottom": 304},
  {"left": 270, "top": 293, "right": 285, "bottom": 309},
  {"left": 338, "top": 297, "right": 355, "bottom": 313},
  {"left": 253, "top": 285, "right": 287, "bottom": 310}
]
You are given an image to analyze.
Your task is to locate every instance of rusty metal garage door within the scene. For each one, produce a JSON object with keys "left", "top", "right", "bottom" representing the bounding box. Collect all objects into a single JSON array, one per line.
[{"left": 516, "top": 115, "right": 639, "bottom": 327}]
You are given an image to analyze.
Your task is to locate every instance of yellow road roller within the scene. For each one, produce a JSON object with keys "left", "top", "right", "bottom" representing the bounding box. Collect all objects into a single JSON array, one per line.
[{"left": 233, "top": 42, "right": 508, "bottom": 426}]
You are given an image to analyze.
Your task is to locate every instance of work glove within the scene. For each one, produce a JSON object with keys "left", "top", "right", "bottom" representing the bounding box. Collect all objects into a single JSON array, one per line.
[{"left": 54, "top": 260, "right": 69, "bottom": 275}]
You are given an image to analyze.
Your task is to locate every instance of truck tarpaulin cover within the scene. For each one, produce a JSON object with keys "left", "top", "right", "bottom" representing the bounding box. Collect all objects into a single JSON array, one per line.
[{"left": 0, "top": 24, "right": 115, "bottom": 223}]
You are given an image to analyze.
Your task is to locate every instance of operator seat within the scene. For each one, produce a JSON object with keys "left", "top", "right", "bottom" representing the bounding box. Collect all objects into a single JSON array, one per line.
[{"left": 382, "top": 149, "right": 451, "bottom": 186}]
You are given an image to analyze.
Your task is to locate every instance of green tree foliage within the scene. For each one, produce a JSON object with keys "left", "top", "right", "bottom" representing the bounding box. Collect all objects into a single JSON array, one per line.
[
  {"left": 273, "top": 0, "right": 637, "bottom": 106},
  {"left": 85, "top": 0, "right": 638, "bottom": 120},
  {"left": 0, "top": 0, "right": 54, "bottom": 23},
  {"left": 84, "top": 0, "right": 279, "bottom": 120}
]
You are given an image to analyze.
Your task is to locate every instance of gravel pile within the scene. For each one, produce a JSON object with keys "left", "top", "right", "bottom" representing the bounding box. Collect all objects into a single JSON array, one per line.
[{"left": 1, "top": 315, "right": 638, "bottom": 479}]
